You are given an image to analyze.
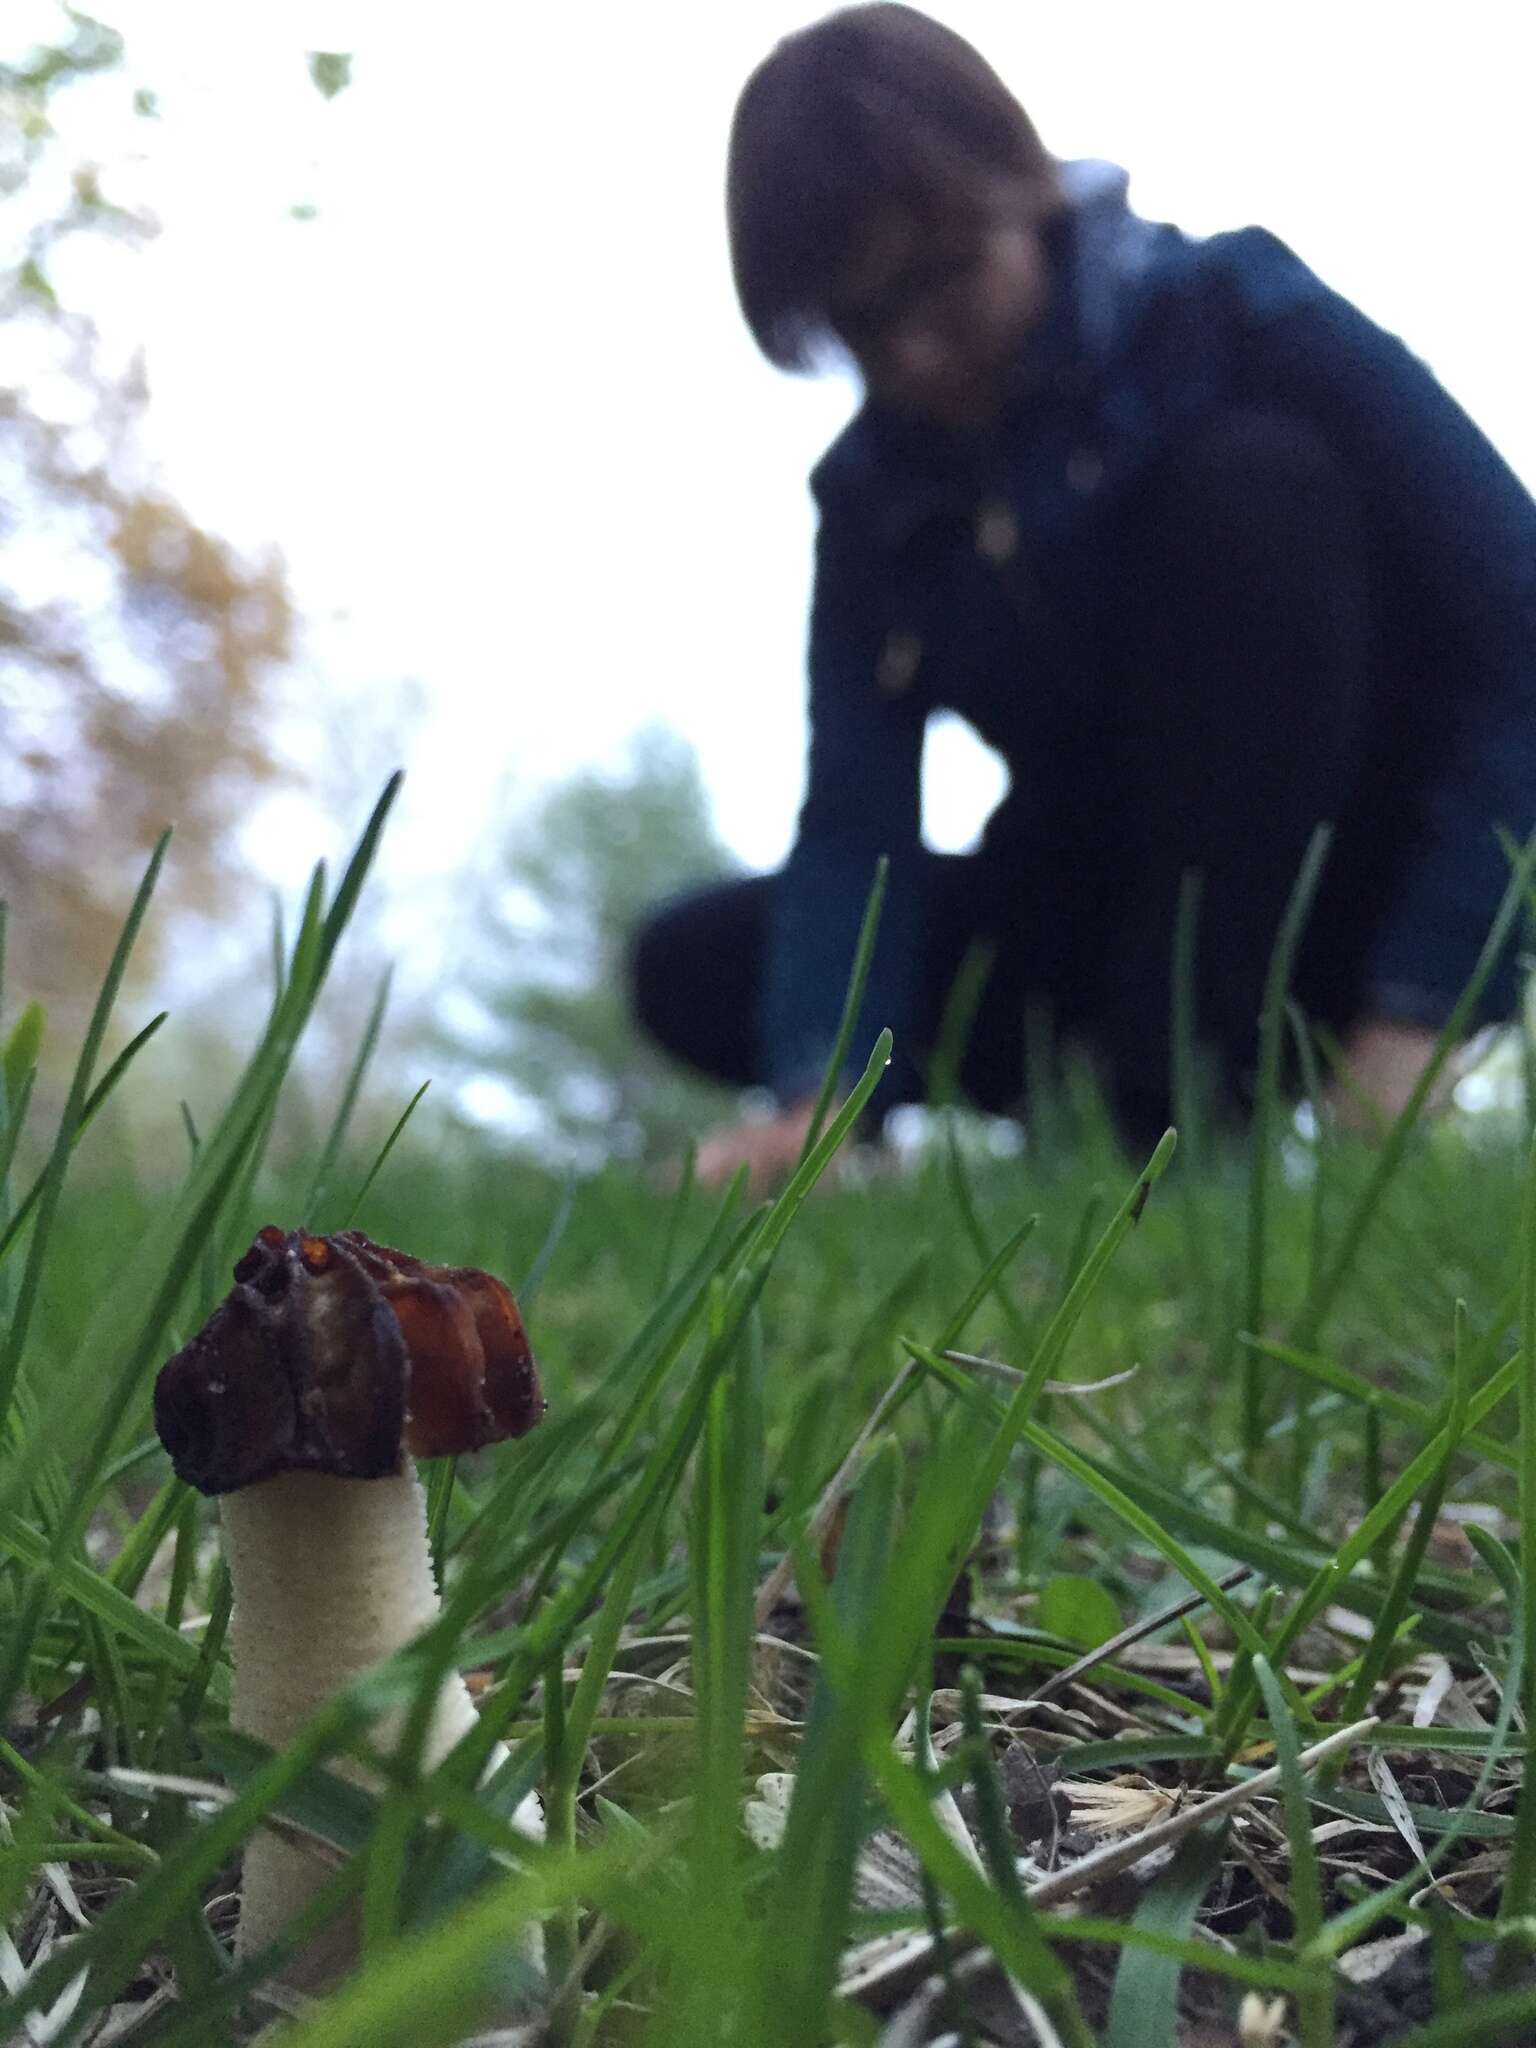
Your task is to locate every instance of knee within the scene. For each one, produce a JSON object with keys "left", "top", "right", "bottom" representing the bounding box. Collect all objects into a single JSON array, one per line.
[
  {"left": 627, "top": 896, "right": 682, "bottom": 1050},
  {"left": 627, "top": 877, "right": 759, "bottom": 1055},
  {"left": 625, "top": 874, "right": 769, "bottom": 1087}
]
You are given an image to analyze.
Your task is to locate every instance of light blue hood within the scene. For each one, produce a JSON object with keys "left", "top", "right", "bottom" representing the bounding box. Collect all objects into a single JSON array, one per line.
[{"left": 1056, "top": 157, "right": 1164, "bottom": 364}]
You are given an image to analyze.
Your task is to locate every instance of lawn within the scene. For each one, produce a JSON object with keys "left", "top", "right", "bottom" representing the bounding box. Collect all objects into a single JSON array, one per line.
[{"left": 2, "top": 782, "right": 1534, "bottom": 2046}]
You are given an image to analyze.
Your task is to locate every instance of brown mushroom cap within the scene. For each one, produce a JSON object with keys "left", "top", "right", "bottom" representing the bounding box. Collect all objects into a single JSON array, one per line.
[{"left": 154, "top": 1227, "right": 545, "bottom": 1495}]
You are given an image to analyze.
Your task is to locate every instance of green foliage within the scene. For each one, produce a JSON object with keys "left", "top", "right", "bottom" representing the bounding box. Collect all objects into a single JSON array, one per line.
[
  {"left": 448, "top": 724, "right": 744, "bottom": 1162},
  {"left": 1, "top": 788, "right": 1535, "bottom": 2041},
  {"left": 1038, "top": 1572, "right": 1120, "bottom": 1648},
  {"left": 307, "top": 50, "right": 353, "bottom": 99},
  {"left": 0, "top": 7, "right": 300, "bottom": 1042},
  {"left": 2, "top": 1000, "right": 44, "bottom": 1115}
]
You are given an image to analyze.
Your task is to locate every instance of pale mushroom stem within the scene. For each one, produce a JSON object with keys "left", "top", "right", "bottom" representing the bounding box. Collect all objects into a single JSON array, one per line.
[{"left": 220, "top": 1462, "right": 543, "bottom": 1992}]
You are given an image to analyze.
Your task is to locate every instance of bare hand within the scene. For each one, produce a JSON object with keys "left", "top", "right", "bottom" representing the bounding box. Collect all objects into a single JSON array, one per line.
[
  {"left": 1329, "top": 1017, "right": 1446, "bottom": 1131},
  {"left": 691, "top": 1099, "right": 821, "bottom": 1193}
]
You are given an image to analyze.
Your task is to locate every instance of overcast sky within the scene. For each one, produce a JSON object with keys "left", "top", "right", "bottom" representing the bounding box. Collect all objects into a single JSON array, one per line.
[{"left": 33, "top": 0, "right": 1536, "bottom": 985}]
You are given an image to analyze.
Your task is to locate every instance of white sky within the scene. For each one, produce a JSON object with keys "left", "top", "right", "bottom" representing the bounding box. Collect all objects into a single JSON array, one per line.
[{"left": 30, "top": 1, "right": 1536, "bottom": 984}]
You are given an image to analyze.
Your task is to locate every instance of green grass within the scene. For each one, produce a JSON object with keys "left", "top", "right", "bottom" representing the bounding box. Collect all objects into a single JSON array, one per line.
[{"left": 3, "top": 791, "right": 1536, "bottom": 2044}]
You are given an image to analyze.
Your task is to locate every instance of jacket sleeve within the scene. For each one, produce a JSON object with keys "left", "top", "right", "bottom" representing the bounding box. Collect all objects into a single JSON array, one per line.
[
  {"left": 761, "top": 504, "right": 928, "bottom": 1106},
  {"left": 1225, "top": 228, "right": 1536, "bottom": 1026}
]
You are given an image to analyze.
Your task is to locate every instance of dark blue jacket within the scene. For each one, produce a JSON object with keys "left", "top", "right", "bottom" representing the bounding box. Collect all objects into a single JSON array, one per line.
[{"left": 763, "top": 164, "right": 1536, "bottom": 1102}]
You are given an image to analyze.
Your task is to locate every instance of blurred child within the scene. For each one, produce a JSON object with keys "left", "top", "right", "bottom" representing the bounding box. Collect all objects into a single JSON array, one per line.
[{"left": 632, "top": 4, "right": 1536, "bottom": 1182}]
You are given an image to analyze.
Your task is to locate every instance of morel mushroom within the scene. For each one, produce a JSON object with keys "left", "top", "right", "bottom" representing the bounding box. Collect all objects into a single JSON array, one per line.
[{"left": 154, "top": 1226, "right": 546, "bottom": 1992}]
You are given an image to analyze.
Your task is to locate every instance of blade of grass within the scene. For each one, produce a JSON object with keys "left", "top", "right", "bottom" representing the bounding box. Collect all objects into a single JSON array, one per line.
[
  {"left": 1496, "top": 1127, "right": 1536, "bottom": 1975},
  {"left": 1, "top": 994, "right": 42, "bottom": 1127},
  {"left": 942, "top": 1113, "right": 1032, "bottom": 1351},
  {"left": 0, "top": 1508, "right": 200, "bottom": 1675},
  {"left": 1376, "top": 1990, "right": 1536, "bottom": 2048},
  {"left": 0, "top": 1067, "right": 36, "bottom": 1219},
  {"left": 1102, "top": 1823, "right": 1226, "bottom": 2048},
  {"left": 305, "top": 965, "right": 392, "bottom": 1219},
  {"left": 274, "top": 1832, "right": 657, "bottom": 2048},
  {"left": 1055, "top": 1422, "right": 1482, "bottom": 1659},
  {"left": 1026, "top": 1565, "right": 1252, "bottom": 1705},
  {"left": 927, "top": 938, "right": 995, "bottom": 1112},
  {"left": 953, "top": 1662, "right": 1092, "bottom": 2044},
  {"left": 796, "top": 855, "right": 888, "bottom": 1163},
  {"left": 518, "top": 1170, "right": 579, "bottom": 1312},
  {"left": 1, "top": 785, "right": 404, "bottom": 1735},
  {"left": 866, "top": 1733, "right": 1093, "bottom": 2048},
  {"left": 1295, "top": 828, "right": 1536, "bottom": 1347},
  {"left": 0, "top": 1011, "right": 169, "bottom": 1277},
  {"left": 0, "top": 832, "right": 169, "bottom": 1425},
  {"left": 750, "top": 1435, "right": 902, "bottom": 2048},
  {"left": 948, "top": 1130, "right": 1176, "bottom": 1552},
  {"left": 1244, "top": 826, "right": 1331, "bottom": 1480},
  {"left": 0, "top": 1017, "right": 37, "bottom": 1111},
  {"left": 902, "top": 1342, "right": 1278, "bottom": 1677},
  {"left": 1246, "top": 1332, "right": 1516, "bottom": 1474},
  {"left": 341, "top": 1079, "right": 431, "bottom": 1228},
  {"left": 431, "top": 1165, "right": 835, "bottom": 1795},
  {"left": 0, "top": 1688, "right": 380, "bottom": 2037},
  {"left": 676, "top": 1306, "right": 765, "bottom": 2043},
  {"left": 1335, "top": 1305, "right": 1472, "bottom": 1732},
  {"left": 1169, "top": 864, "right": 1205, "bottom": 1197},
  {"left": 1253, "top": 1656, "right": 1332, "bottom": 2047},
  {"left": 1029, "top": 1717, "right": 1378, "bottom": 1912},
  {"left": 1218, "top": 1346, "right": 1489, "bottom": 1756},
  {"left": 1287, "top": 998, "right": 1332, "bottom": 1300}
]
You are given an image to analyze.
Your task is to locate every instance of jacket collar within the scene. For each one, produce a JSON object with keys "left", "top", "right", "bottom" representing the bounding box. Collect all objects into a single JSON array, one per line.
[
  {"left": 1056, "top": 159, "right": 1159, "bottom": 367},
  {"left": 822, "top": 162, "right": 1160, "bottom": 552}
]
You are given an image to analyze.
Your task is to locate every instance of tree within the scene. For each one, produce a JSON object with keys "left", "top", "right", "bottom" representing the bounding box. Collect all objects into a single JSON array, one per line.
[
  {"left": 0, "top": 10, "right": 296, "bottom": 1037},
  {"left": 447, "top": 726, "right": 742, "bottom": 1165}
]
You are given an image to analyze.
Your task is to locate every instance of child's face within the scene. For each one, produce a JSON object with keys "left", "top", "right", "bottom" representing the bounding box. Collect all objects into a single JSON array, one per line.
[{"left": 829, "top": 177, "right": 1055, "bottom": 431}]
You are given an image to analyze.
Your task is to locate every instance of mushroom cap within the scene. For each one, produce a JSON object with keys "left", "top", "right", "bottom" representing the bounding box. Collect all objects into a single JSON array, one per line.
[{"left": 154, "top": 1227, "right": 545, "bottom": 1495}]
